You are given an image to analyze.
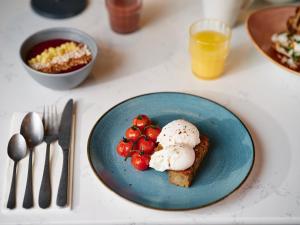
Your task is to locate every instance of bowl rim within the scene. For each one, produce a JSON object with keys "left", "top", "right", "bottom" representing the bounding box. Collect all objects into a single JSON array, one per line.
[{"left": 19, "top": 27, "right": 98, "bottom": 78}]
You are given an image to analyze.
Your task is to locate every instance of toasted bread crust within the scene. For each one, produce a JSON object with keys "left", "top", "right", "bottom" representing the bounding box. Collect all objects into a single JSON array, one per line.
[{"left": 168, "top": 135, "right": 209, "bottom": 187}]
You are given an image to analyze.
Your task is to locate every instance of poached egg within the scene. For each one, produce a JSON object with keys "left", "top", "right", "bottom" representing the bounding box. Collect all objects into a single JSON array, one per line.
[
  {"left": 150, "top": 119, "right": 200, "bottom": 172},
  {"left": 157, "top": 119, "right": 200, "bottom": 148}
]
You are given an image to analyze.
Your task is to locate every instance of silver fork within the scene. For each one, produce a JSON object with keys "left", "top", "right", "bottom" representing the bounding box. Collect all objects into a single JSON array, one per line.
[{"left": 38, "top": 105, "right": 59, "bottom": 208}]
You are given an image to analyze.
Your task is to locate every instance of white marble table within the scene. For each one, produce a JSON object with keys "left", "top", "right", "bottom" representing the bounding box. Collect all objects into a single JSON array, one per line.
[{"left": 1, "top": 0, "right": 300, "bottom": 224}]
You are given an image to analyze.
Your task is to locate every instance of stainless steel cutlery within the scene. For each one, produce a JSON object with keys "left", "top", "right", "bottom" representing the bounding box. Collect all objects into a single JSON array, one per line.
[
  {"left": 6, "top": 134, "right": 27, "bottom": 209},
  {"left": 20, "top": 112, "right": 44, "bottom": 209},
  {"left": 56, "top": 99, "right": 73, "bottom": 207},
  {"left": 6, "top": 99, "right": 74, "bottom": 209},
  {"left": 38, "top": 105, "right": 59, "bottom": 209}
]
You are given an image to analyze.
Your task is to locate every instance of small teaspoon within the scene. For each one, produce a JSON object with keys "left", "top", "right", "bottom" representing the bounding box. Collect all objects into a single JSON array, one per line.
[{"left": 7, "top": 134, "right": 27, "bottom": 209}]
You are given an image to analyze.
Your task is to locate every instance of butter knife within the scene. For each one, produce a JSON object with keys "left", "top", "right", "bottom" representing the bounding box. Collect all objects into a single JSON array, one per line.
[{"left": 56, "top": 99, "right": 73, "bottom": 207}]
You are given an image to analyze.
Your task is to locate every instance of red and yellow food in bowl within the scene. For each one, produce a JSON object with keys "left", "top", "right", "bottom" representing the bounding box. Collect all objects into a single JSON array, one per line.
[{"left": 27, "top": 39, "right": 92, "bottom": 74}]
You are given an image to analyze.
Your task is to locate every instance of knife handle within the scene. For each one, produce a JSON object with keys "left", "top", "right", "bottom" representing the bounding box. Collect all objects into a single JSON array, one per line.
[{"left": 56, "top": 150, "right": 69, "bottom": 207}]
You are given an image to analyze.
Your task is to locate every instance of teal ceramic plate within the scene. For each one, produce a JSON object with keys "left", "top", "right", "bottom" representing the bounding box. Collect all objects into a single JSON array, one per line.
[{"left": 87, "top": 92, "right": 254, "bottom": 210}]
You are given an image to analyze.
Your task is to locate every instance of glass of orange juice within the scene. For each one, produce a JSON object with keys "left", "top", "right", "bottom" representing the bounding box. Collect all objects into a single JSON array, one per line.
[{"left": 189, "top": 19, "right": 231, "bottom": 79}]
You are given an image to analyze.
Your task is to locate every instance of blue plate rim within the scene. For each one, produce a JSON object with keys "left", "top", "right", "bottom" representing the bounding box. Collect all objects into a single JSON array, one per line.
[{"left": 87, "top": 92, "right": 255, "bottom": 211}]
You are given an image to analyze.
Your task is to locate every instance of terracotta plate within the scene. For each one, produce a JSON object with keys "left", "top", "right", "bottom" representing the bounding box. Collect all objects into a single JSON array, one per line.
[{"left": 247, "top": 6, "right": 298, "bottom": 74}]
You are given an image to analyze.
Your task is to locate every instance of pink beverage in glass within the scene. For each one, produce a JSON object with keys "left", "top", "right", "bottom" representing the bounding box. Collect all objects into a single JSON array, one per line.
[{"left": 106, "top": 0, "right": 142, "bottom": 34}]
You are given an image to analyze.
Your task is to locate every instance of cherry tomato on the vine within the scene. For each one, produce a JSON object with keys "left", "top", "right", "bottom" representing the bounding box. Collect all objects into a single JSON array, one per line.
[
  {"left": 131, "top": 152, "right": 150, "bottom": 171},
  {"left": 137, "top": 136, "right": 155, "bottom": 155},
  {"left": 116, "top": 138, "right": 134, "bottom": 157},
  {"left": 133, "top": 114, "right": 151, "bottom": 130},
  {"left": 125, "top": 125, "right": 141, "bottom": 142},
  {"left": 145, "top": 125, "right": 161, "bottom": 141}
]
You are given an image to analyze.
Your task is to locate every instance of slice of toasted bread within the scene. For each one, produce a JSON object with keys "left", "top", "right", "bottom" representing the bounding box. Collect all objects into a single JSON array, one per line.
[{"left": 168, "top": 135, "right": 209, "bottom": 187}]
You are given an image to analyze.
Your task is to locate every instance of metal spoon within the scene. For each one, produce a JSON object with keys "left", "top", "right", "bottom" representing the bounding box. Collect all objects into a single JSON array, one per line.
[
  {"left": 6, "top": 134, "right": 28, "bottom": 209},
  {"left": 20, "top": 112, "right": 44, "bottom": 209}
]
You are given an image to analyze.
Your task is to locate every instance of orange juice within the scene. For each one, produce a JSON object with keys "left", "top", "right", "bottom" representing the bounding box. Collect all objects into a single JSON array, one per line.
[{"left": 189, "top": 30, "right": 230, "bottom": 79}]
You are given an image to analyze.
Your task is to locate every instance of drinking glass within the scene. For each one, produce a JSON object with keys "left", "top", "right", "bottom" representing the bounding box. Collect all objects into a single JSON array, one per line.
[{"left": 189, "top": 19, "right": 231, "bottom": 79}]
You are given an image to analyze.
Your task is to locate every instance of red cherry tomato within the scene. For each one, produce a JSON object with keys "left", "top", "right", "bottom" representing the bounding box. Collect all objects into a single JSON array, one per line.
[
  {"left": 137, "top": 136, "right": 155, "bottom": 155},
  {"left": 125, "top": 126, "right": 141, "bottom": 142},
  {"left": 131, "top": 152, "right": 150, "bottom": 171},
  {"left": 133, "top": 114, "right": 151, "bottom": 130},
  {"left": 116, "top": 138, "right": 134, "bottom": 157},
  {"left": 145, "top": 125, "right": 161, "bottom": 141}
]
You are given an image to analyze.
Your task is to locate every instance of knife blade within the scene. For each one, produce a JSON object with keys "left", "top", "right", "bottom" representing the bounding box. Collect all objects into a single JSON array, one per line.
[
  {"left": 58, "top": 99, "right": 73, "bottom": 150},
  {"left": 57, "top": 99, "right": 74, "bottom": 207}
]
